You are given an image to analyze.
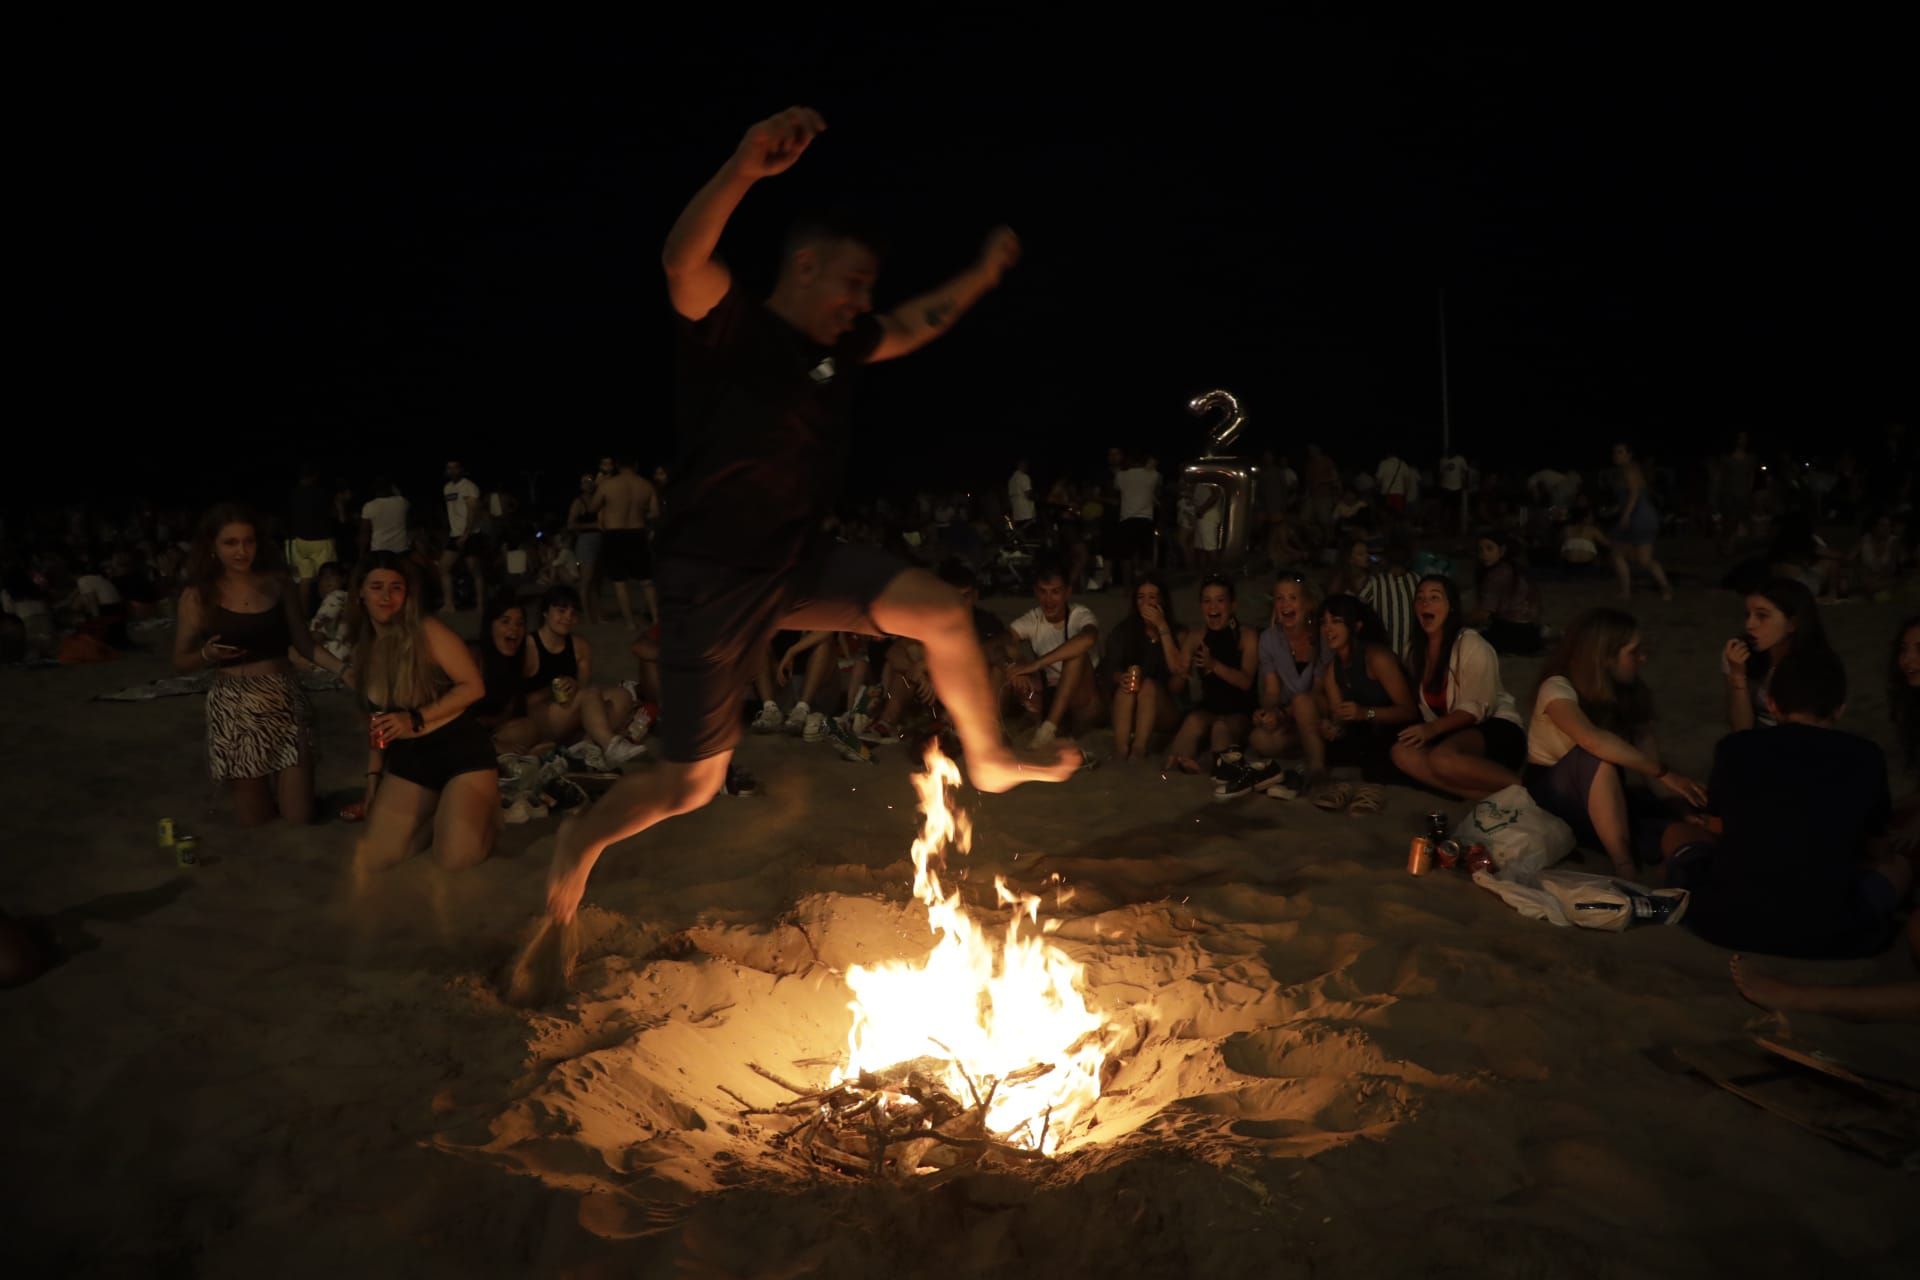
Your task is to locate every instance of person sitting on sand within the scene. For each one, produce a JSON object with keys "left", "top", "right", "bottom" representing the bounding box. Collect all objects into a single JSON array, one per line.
[
  {"left": 1389, "top": 575, "right": 1527, "bottom": 800},
  {"left": 1103, "top": 573, "right": 1184, "bottom": 764},
  {"left": 1721, "top": 577, "right": 1836, "bottom": 731},
  {"left": 307, "top": 562, "right": 351, "bottom": 664},
  {"left": 866, "top": 560, "right": 1007, "bottom": 743},
  {"left": 1469, "top": 531, "right": 1545, "bottom": 656},
  {"left": 1675, "top": 650, "right": 1912, "bottom": 960},
  {"left": 523, "top": 584, "right": 644, "bottom": 767},
  {"left": 173, "top": 503, "right": 348, "bottom": 826},
  {"left": 1315, "top": 594, "right": 1417, "bottom": 788},
  {"left": 1525, "top": 608, "right": 1708, "bottom": 876},
  {"left": 473, "top": 593, "right": 541, "bottom": 754},
  {"left": 1325, "top": 536, "right": 1373, "bottom": 599},
  {"left": 347, "top": 552, "right": 500, "bottom": 871},
  {"left": 1006, "top": 564, "right": 1102, "bottom": 748},
  {"left": 1557, "top": 501, "right": 1610, "bottom": 574},
  {"left": 1848, "top": 512, "right": 1906, "bottom": 598},
  {"left": 1247, "top": 574, "right": 1329, "bottom": 777},
  {"left": 1163, "top": 575, "right": 1258, "bottom": 777}
]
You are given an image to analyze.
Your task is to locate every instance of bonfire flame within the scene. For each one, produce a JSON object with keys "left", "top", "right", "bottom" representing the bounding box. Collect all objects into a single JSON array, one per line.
[{"left": 836, "top": 748, "right": 1108, "bottom": 1154}]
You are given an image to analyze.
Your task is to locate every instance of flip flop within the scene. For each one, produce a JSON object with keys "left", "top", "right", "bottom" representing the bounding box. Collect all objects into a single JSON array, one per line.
[
  {"left": 1312, "top": 782, "right": 1354, "bottom": 811},
  {"left": 1347, "top": 785, "right": 1385, "bottom": 816}
]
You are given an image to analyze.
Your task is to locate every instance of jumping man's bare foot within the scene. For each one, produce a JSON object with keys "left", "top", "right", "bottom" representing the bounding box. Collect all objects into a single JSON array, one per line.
[
  {"left": 1730, "top": 954, "right": 1797, "bottom": 1012},
  {"left": 969, "top": 741, "right": 1082, "bottom": 793}
]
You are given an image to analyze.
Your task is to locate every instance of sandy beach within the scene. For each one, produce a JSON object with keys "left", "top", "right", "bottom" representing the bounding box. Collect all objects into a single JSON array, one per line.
[{"left": 3, "top": 540, "right": 1915, "bottom": 1277}]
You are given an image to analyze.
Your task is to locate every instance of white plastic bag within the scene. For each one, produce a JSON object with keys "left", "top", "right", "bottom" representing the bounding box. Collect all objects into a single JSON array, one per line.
[
  {"left": 1453, "top": 784, "right": 1574, "bottom": 882},
  {"left": 1471, "top": 871, "right": 1571, "bottom": 926},
  {"left": 1537, "top": 869, "right": 1688, "bottom": 933}
]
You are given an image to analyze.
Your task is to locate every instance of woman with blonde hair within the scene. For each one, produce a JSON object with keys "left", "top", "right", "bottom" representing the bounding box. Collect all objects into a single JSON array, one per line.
[
  {"left": 1525, "top": 607, "right": 1706, "bottom": 875},
  {"left": 173, "top": 502, "right": 347, "bottom": 825},
  {"left": 347, "top": 552, "right": 498, "bottom": 870}
]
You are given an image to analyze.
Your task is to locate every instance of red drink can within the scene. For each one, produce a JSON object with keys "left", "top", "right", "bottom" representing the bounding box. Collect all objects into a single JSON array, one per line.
[
  {"left": 1434, "top": 839, "right": 1461, "bottom": 870},
  {"left": 369, "top": 720, "right": 388, "bottom": 750},
  {"left": 1407, "top": 837, "right": 1434, "bottom": 876},
  {"left": 1464, "top": 843, "right": 1495, "bottom": 875}
]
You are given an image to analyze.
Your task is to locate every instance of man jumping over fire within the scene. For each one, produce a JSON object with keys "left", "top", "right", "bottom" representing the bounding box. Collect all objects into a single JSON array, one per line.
[{"left": 543, "top": 107, "right": 1079, "bottom": 926}]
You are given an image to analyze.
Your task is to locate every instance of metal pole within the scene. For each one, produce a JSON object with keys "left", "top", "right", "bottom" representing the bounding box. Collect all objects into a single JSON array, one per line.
[{"left": 1438, "top": 287, "right": 1452, "bottom": 461}]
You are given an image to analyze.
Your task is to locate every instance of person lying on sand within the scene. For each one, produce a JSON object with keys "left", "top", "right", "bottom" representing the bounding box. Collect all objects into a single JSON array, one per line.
[{"left": 1731, "top": 912, "right": 1920, "bottom": 1023}]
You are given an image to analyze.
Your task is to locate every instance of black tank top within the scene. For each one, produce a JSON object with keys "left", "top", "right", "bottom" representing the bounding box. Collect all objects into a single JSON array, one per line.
[
  {"left": 1198, "top": 625, "right": 1253, "bottom": 714},
  {"left": 531, "top": 632, "right": 578, "bottom": 685},
  {"left": 1332, "top": 646, "right": 1392, "bottom": 709},
  {"left": 212, "top": 603, "right": 293, "bottom": 665}
]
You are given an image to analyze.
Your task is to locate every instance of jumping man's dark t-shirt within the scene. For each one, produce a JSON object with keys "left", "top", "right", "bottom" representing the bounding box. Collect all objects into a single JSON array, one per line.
[
  {"left": 660, "top": 285, "right": 884, "bottom": 570},
  {"left": 1688, "top": 724, "right": 1892, "bottom": 957}
]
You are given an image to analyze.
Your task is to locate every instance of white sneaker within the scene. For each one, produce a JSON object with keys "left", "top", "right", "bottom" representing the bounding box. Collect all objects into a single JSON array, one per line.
[
  {"left": 784, "top": 701, "right": 812, "bottom": 735},
  {"left": 504, "top": 797, "right": 536, "bottom": 825},
  {"left": 566, "top": 742, "right": 608, "bottom": 771},
  {"left": 803, "top": 712, "right": 828, "bottom": 742},
  {"left": 603, "top": 737, "right": 648, "bottom": 768},
  {"left": 1030, "top": 721, "right": 1058, "bottom": 749},
  {"left": 751, "top": 700, "right": 785, "bottom": 734}
]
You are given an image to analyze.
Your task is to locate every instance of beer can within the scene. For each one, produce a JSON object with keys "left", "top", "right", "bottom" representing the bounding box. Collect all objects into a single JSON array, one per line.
[
  {"left": 369, "top": 720, "right": 388, "bottom": 750},
  {"left": 1407, "top": 837, "right": 1434, "bottom": 876},
  {"left": 1464, "top": 843, "right": 1495, "bottom": 875},
  {"left": 157, "top": 817, "right": 176, "bottom": 848},
  {"left": 1434, "top": 839, "right": 1461, "bottom": 870},
  {"left": 175, "top": 835, "right": 199, "bottom": 867},
  {"left": 1425, "top": 810, "right": 1449, "bottom": 843},
  {"left": 552, "top": 678, "right": 574, "bottom": 706},
  {"left": 1125, "top": 664, "right": 1142, "bottom": 694}
]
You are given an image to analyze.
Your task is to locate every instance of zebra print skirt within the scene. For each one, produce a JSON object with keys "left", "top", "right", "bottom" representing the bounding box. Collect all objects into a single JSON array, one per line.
[{"left": 206, "top": 672, "right": 312, "bottom": 781}]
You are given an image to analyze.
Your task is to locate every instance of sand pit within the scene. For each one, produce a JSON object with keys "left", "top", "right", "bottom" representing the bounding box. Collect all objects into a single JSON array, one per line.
[{"left": 3, "top": 549, "right": 1916, "bottom": 1276}]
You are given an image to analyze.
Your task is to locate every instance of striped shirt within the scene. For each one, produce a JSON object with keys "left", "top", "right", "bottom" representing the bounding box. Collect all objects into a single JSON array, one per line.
[{"left": 1360, "top": 568, "right": 1418, "bottom": 660}]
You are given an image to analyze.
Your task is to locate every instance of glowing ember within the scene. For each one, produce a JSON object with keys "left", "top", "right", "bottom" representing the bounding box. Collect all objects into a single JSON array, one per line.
[{"left": 835, "top": 748, "right": 1109, "bottom": 1154}]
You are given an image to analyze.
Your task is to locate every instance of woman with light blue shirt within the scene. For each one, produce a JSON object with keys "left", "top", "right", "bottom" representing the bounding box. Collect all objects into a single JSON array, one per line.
[{"left": 1248, "top": 574, "right": 1331, "bottom": 778}]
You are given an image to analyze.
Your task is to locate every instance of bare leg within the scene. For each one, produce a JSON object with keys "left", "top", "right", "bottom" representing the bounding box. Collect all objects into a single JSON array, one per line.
[
  {"left": 1208, "top": 713, "right": 1250, "bottom": 761},
  {"left": 229, "top": 777, "right": 277, "bottom": 827},
  {"left": 1586, "top": 759, "right": 1636, "bottom": 873},
  {"left": 611, "top": 580, "right": 637, "bottom": 632},
  {"left": 357, "top": 774, "right": 438, "bottom": 871},
  {"left": 1638, "top": 546, "right": 1674, "bottom": 601},
  {"left": 1612, "top": 546, "right": 1633, "bottom": 600},
  {"left": 1389, "top": 741, "right": 1448, "bottom": 792},
  {"left": 437, "top": 552, "right": 459, "bottom": 614},
  {"left": 430, "top": 770, "right": 499, "bottom": 871},
  {"left": 1732, "top": 914, "right": 1920, "bottom": 1022},
  {"left": 642, "top": 580, "right": 659, "bottom": 627},
  {"left": 1248, "top": 722, "right": 1300, "bottom": 760},
  {"left": 546, "top": 755, "right": 731, "bottom": 922},
  {"left": 1165, "top": 710, "right": 1214, "bottom": 771},
  {"left": 579, "top": 561, "right": 600, "bottom": 623},
  {"left": 865, "top": 569, "right": 1077, "bottom": 791},
  {"left": 801, "top": 642, "right": 836, "bottom": 713},
  {"left": 1110, "top": 685, "right": 1137, "bottom": 759},
  {"left": 273, "top": 741, "right": 316, "bottom": 826},
  {"left": 1289, "top": 692, "right": 1327, "bottom": 775},
  {"left": 1425, "top": 734, "right": 1522, "bottom": 800},
  {"left": 1045, "top": 653, "right": 1094, "bottom": 730},
  {"left": 465, "top": 556, "right": 487, "bottom": 611},
  {"left": 578, "top": 691, "right": 617, "bottom": 748}
]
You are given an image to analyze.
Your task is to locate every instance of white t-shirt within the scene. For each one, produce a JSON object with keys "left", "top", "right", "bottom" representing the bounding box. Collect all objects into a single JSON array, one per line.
[
  {"left": 1376, "top": 456, "right": 1418, "bottom": 500},
  {"left": 1438, "top": 456, "right": 1468, "bottom": 492},
  {"left": 1010, "top": 603, "right": 1099, "bottom": 686},
  {"left": 1115, "top": 467, "right": 1158, "bottom": 521},
  {"left": 444, "top": 479, "right": 480, "bottom": 537},
  {"left": 1008, "top": 470, "right": 1036, "bottom": 523},
  {"left": 361, "top": 495, "right": 410, "bottom": 552},
  {"left": 1527, "top": 675, "right": 1580, "bottom": 766},
  {"left": 75, "top": 573, "right": 122, "bottom": 606}
]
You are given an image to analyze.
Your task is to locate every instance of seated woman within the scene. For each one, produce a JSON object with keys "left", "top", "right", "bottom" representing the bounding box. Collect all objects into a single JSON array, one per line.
[
  {"left": 1164, "top": 576, "right": 1259, "bottom": 776},
  {"left": 1247, "top": 574, "right": 1328, "bottom": 779},
  {"left": 172, "top": 503, "right": 348, "bottom": 826},
  {"left": 1525, "top": 608, "right": 1708, "bottom": 876},
  {"left": 1469, "top": 531, "right": 1544, "bottom": 656},
  {"left": 1313, "top": 594, "right": 1417, "bottom": 805},
  {"left": 348, "top": 553, "right": 499, "bottom": 871},
  {"left": 1104, "top": 573, "right": 1184, "bottom": 763},
  {"left": 1848, "top": 512, "right": 1906, "bottom": 598},
  {"left": 523, "top": 584, "right": 643, "bottom": 767},
  {"left": 1721, "top": 577, "right": 1835, "bottom": 731},
  {"left": 1389, "top": 575, "right": 1528, "bottom": 800},
  {"left": 473, "top": 593, "right": 540, "bottom": 754}
]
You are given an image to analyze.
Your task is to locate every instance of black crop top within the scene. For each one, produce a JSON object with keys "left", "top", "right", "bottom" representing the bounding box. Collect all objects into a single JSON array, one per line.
[{"left": 212, "top": 603, "right": 293, "bottom": 665}]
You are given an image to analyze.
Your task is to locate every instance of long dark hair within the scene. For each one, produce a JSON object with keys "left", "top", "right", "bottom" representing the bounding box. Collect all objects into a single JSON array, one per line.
[
  {"left": 1319, "top": 593, "right": 1390, "bottom": 659},
  {"left": 1405, "top": 574, "right": 1464, "bottom": 696},
  {"left": 1744, "top": 577, "right": 1834, "bottom": 686},
  {"left": 1535, "top": 607, "right": 1653, "bottom": 737},
  {"left": 1110, "top": 573, "right": 1179, "bottom": 677},
  {"left": 184, "top": 502, "right": 281, "bottom": 605},
  {"left": 477, "top": 590, "right": 530, "bottom": 714},
  {"left": 1199, "top": 574, "right": 1239, "bottom": 631},
  {"left": 1890, "top": 614, "right": 1920, "bottom": 770}
]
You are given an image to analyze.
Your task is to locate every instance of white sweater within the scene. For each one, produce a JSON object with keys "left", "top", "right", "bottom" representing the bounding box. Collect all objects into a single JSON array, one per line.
[{"left": 1416, "top": 628, "right": 1522, "bottom": 726}]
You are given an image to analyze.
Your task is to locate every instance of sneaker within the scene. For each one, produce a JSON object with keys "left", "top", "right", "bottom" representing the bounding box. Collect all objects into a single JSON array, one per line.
[
  {"left": 1263, "top": 767, "right": 1309, "bottom": 800},
  {"left": 1030, "top": 721, "right": 1058, "bottom": 749},
  {"left": 603, "top": 737, "right": 648, "bottom": 768},
  {"left": 564, "top": 741, "right": 608, "bottom": 772},
  {"left": 1617, "top": 881, "right": 1690, "bottom": 927},
  {"left": 724, "top": 763, "right": 759, "bottom": 797},
  {"left": 859, "top": 719, "right": 895, "bottom": 745},
  {"left": 803, "top": 712, "right": 829, "bottom": 743},
  {"left": 824, "top": 716, "right": 874, "bottom": 763},
  {"left": 1216, "top": 757, "right": 1279, "bottom": 801},
  {"left": 504, "top": 796, "right": 547, "bottom": 825},
  {"left": 784, "top": 701, "right": 813, "bottom": 735},
  {"left": 1209, "top": 751, "right": 1245, "bottom": 788},
  {"left": 751, "top": 700, "right": 785, "bottom": 734}
]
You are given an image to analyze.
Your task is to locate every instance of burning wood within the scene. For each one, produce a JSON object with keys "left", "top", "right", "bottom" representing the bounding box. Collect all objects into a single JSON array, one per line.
[{"left": 731, "top": 1057, "right": 1058, "bottom": 1180}]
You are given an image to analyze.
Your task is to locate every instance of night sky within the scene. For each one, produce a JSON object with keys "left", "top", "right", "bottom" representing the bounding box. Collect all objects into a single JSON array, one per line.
[{"left": 42, "top": 21, "right": 1913, "bottom": 513}]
